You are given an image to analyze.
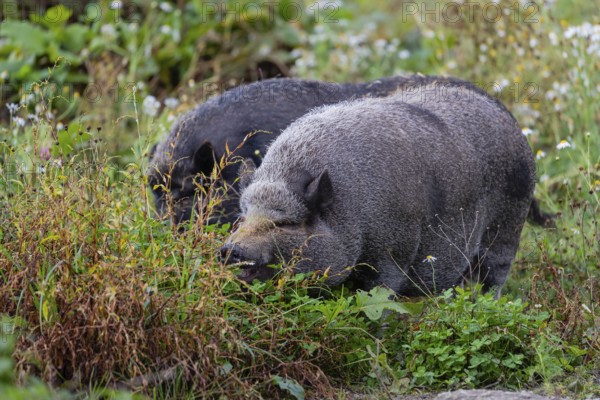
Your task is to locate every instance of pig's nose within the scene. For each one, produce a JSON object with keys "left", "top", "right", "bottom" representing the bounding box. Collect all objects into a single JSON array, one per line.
[{"left": 219, "top": 243, "right": 243, "bottom": 264}]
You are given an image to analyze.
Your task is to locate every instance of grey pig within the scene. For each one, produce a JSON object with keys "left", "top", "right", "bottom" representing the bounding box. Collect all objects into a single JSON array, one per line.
[
  {"left": 221, "top": 80, "right": 536, "bottom": 297},
  {"left": 147, "top": 76, "right": 431, "bottom": 225}
]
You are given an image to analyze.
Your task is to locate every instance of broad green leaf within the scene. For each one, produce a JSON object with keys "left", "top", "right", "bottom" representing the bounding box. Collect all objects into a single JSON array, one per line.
[
  {"left": 62, "top": 24, "right": 90, "bottom": 53},
  {"left": 0, "top": 21, "right": 50, "bottom": 56},
  {"left": 31, "top": 5, "right": 73, "bottom": 28},
  {"left": 355, "top": 286, "right": 416, "bottom": 321},
  {"left": 271, "top": 375, "right": 304, "bottom": 400}
]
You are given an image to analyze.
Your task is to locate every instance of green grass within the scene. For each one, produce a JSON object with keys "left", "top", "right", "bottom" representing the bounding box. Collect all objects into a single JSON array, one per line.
[{"left": 1, "top": 0, "right": 599, "bottom": 398}]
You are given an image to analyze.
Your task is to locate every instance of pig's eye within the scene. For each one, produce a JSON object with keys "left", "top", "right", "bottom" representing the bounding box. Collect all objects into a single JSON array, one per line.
[{"left": 275, "top": 220, "right": 296, "bottom": 229}]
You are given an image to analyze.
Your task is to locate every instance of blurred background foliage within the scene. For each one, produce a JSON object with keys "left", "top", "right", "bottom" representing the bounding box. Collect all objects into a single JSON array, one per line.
[{"left": 1, "top": 0, "right": 598, "bottom": 153}]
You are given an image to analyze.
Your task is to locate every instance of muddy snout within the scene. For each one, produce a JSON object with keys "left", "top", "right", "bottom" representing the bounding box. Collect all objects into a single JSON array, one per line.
[
  {"left": 219, "top": 243, "right": 246, "bottom": 265},
  {"left": 219, "top": 239, "right": 276, "bottom": 282}
]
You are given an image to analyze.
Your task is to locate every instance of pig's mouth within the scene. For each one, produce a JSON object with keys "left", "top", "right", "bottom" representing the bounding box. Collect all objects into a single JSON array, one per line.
[{"left": 232, "top": 260, "right": 275, "bottom": 283}]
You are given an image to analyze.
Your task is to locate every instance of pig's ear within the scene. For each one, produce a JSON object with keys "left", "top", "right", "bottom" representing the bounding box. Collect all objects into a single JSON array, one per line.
[
  {"left": 192, "top": 142, "right": 215, "bottom": 176},
  {"left": 238, "top": 158, "right": 256, "bottom": 191},
  {"left": 305, "top": 170, "right": 333, "bottom": 214}
]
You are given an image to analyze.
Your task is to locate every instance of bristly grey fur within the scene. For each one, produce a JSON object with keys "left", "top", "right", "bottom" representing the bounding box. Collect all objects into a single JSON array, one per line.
[{"left": 224, "top": 81, "right": 535, "bottom": 297}]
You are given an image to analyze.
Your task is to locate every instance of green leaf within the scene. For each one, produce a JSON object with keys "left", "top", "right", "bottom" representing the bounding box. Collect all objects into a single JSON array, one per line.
[
  {"left": 31, "top": 5, "right": 73, "bottom": 28},
  {"left": 355, "top": 287, "right": 416, "bottom": 321},
  {"left": 0, "top": 21, "right": 50, "bottom": 56},
  {"left": 62, "top": 24, "right": 90, "bottom": 53},
  {"left": 271, "top": 375, "right": 304, "bottom": 400},
  {"left": 52, "top": 123, "right": 92, "bottom": 156},
  {"left": 219, "top": 362, "right": 233, "bottom": 376}
]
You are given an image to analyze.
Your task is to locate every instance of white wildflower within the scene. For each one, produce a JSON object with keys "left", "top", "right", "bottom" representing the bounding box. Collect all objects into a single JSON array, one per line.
[
  {"left": 422, "top": 255, "right": 437, "bottom": 264},
  {"left": 422, "top": 30, "right": 435, "bottom": 39},
  {"left": 536, "top": 150, "right": 546, "bottom": 160},
  {"left": 398, "top": 49, "right": 410, "bottom": 59},
  {"left": 159, "top": 2, "right": 173, "bottom": 12},
  {"left": 6, "top": 103, "right": 19, "bottom": 114},
  {"left": 160, "top": 25, "right": 171, "bottom": 35},
  {"left": 529, "top": 37, "right": 538, "bottom": 48},
  {"left": 374, "top": 39, "right": 387, "bottom": 51},
  {"left": 164, "top": 97, "right": 179, "bottom": 109},
  {"left": 101, "top": 24, "right": 117, "bottom": 39},
  {"left": 0, "top": 70, "right": 7, "bottom": 80},
  {"left": 14, "top": 117, "right": 26, "bottom": 127},
  {"left": 521, "top": 127, "right": 534, "bottom": 136},
  {"left": 556, "top": 139, "right": 571, "bottom": 150},
  {"left": 258, "top": 44, "right": 270, "bottom": 57},
  {"left": 20, "top": 93, "right": 34, "bottom": 105},
  {"left": 142, "top": 95, "right": 161, "bottom": 117},
  {"left": 110, "top": 0, "right": 122, "bottom": 9}
]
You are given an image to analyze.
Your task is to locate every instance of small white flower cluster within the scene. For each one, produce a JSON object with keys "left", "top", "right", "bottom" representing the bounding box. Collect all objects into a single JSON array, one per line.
[
  {"left": 7, "top": 103, "right": 26, "bottom": 128},
  {"left": 6, "top": 103, "right": 19, "bottom": 115},
  {"left": 142, "top": 95, "right": 162, "bottom": 117},
  {"left": 512, "top": 103, "right": 540, "bottom": 128},
  {"left": 563, "top": 23, "right": 600, "bottom": 90},
  {"left": 159, "top": 24, "right": 181, "bottom": 43},
  {"left": 14, "top": 117, "right": 26, "bottom": 127},
  {"left": 292, "top": 21, "right": 409, "bottom": 79},
  {"left": 564, "top": 22, "right": 600, "bottom": 44},
  {"left": 544, "top": 81, "right": 570, "bottom": 112},
  {"left": 164, "top": 98, "right": 179, "bottom": 109},
  {"left": 101, "top": 24, "right": 118, "bottom": 39},
  {"left": 159, "top": 2, "right": 173, "bottom": 13}
]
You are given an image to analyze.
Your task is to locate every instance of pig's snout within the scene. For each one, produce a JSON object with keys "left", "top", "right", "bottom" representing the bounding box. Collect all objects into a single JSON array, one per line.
[{"left": 219, "top": 243, "right": 245, "bottom": 264}]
